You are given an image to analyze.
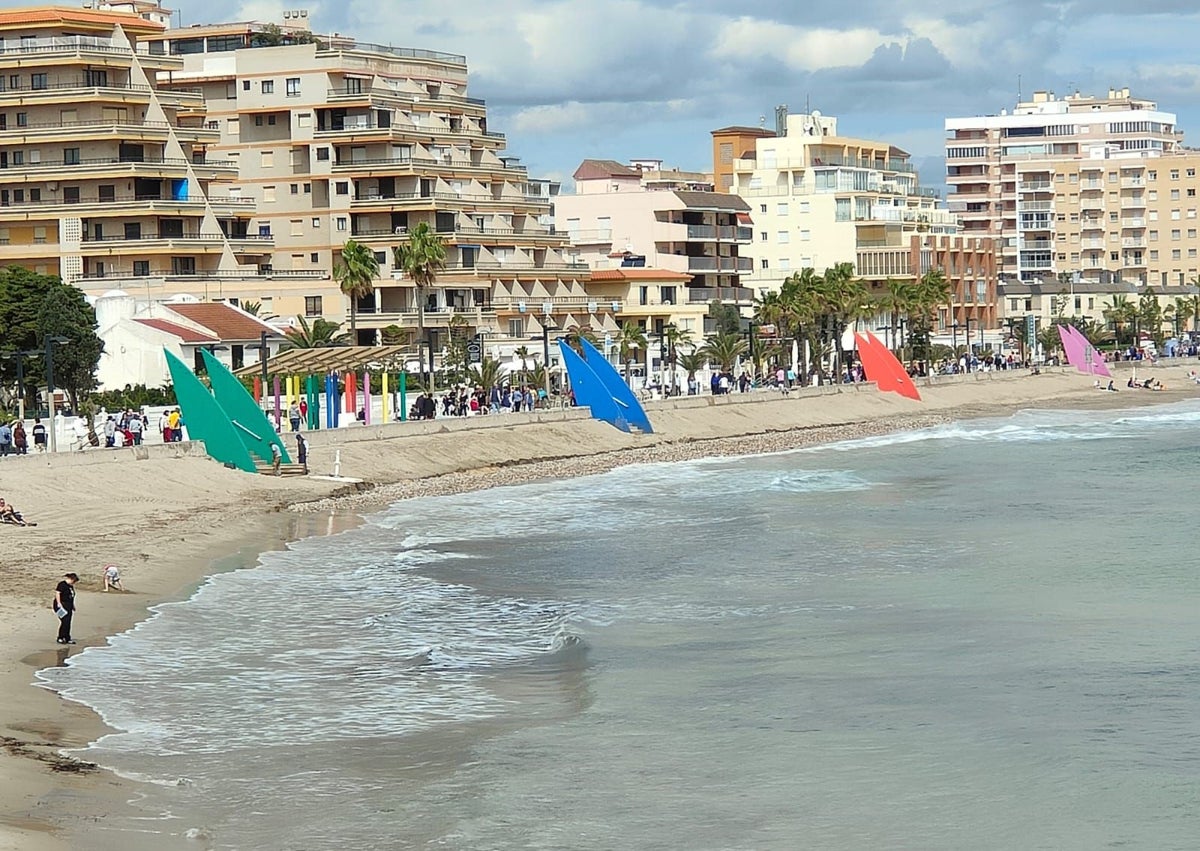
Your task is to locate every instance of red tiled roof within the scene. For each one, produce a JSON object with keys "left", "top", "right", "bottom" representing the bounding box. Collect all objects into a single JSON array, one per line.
[
  {"left": 588, "top": 269, "right": 694, "bottom": 282},
  {"left": 0, "top": 6, "right": 165, "bottom": 31},
  {"left": 163, "top": 303, "right": 280, "bottom": 342},
  {"left": 134, "top": 318, "right": 218, "bottom": 344}
]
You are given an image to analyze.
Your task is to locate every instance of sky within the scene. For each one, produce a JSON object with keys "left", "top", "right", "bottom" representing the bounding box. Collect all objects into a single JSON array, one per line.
[{"left": 114, "top": 1, "right": 1200, "bottom": 190}]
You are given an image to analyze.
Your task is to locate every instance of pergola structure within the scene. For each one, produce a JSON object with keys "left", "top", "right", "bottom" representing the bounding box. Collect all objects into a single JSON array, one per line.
[{"left": 232, "top": 345, "right": 417, "bottom": 378}]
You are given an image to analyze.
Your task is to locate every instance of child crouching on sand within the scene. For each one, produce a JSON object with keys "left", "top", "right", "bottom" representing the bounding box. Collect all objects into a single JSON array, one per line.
[{"left": 102, "top": 564, "right": 124, "bottom": 592}]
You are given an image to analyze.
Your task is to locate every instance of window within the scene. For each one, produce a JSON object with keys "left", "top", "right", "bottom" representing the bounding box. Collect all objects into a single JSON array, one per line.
[
  {"left": 83, "top": 69, "right": 106, "bottom": 87},
  {"left": 508, "top": 318, "right": 524, "bottom": 337},
  {"left": 63, "top": 147, "right": 80, "bottom": 165},
  {"left": 1111, "top": 252, "right": 1119, "bottom": 261},
  {"left": 799, "top": 229, "right": 811, "bottom": 241},
  {"left": 268, "top": 114, "right": 276, "bottom": 126},
  {"left": 243, "top": 80, "right": 251, "bottom": 91},
  {"left": 16, "top": 112, "right": 26, "bottom": 127},
  {"left": 798, "top": 201, "right": 810, "bottom": 214},
  {"left": 310, "top": 252, "right": 319, "bottom": 263},
  {"left": 290, "top": 184, "right": 299, "bottom": 195},
  {"left": 311, "top": 217, "right": 320, "bottom": 228},
  {"left": 1173, "top": 210, "right": 1182, "bottom": 220},
  {"left": 760, "top": 231, "right": 767, "bottom": 242},
  {"left": 1108, "top": 172, "right": 1117, "bottom": 183},
  {"left": 335, "top": 181, "right": 348, "bottom": 195},
  {"left": 1173, "top": 249, "right": 1182, "bottom": 260},
  {"left": 262, "top": 185, "right": 276, "bottom": 202},
  {"left": 286, "top": 78, "right": 300, "bottom": 97},
  {"left": 255, "top": 115, "right": 263, "bottom": 126},
  {"left": 777, "top": 230, "right": 789, "bottom": 243},
  {"left": 1190, "top": 229, "right": 1197, "bottom": 239},
  {"left": 1189, "top": 188, "right": 1196, "bottom": 197},
  {"left": 171, "top": 256, "right": 195, "bottom": 275},
  {"left": 63, "top": 186, "right": 79, "bottom": 203},
  {"left": 290, "top": 219, "right": 302, "bottom": 236},
  {"left": 262, "top": 80, "right": 274, "bottom": 94},
  {"left": 1148, "top": 170, "right": 1157, "bottom": 180},
  {"left": 1150, "top": 250, "right": 1160, "bottom": 261},
  {"left": 29, "top": 188, "right": 39, "bottom": 202},
  {"left": 335, "top": 216, "right": 347, "bottom": 231},
  {"left": 304, "top": 296, "right": 322, "bottom": 316},
  {"left": 1171, "top": 189, "right": 1181, "bottom": 200},
  {"left": 227, "top": 118, "right": 239, "bottom": 135},
  {"left": 316, "top": 147, "right": 329, "bottom": 161},
  {"left": 133, "top": 260, "right": 149, "bottom": 276},
  {"left": 760, "top": 259, "right": 769, "bottom": 269},
  {"left": 1171, "top": 169, "right": 1180, "bottom": 180},
  {"left": 10, "top": 151, "right": 21, "bottom": 165},
  {"left": 1149, "top": 190, "right": 1158, "bottom": 201},
  {"left": 1189, "top": 168, "right": 1196, "bottom": 177},
  {"left": 759, "top": 204, "right": 767, "bottom": 214},
  {"left": 1150, "top": 230, "right": 1159, "bottom": 241},
  {"left": 30, "top": 73, "right": 46, "bottom": 90},
  {"left": 1172, "top": 229, "right": 1181, "bottom": 240},
  {"left": 719, "top": 143, "right": 733, "bottom": 164},
  {"left": 261, "top": 151, "right": 274, "bottom": 168},
  {"left": 1191, "top": 248, "right": 1198, "bottom": 259},
  {"left": 777, "top": 203, "right": 788, "bottom": 215},
  {"left": 778, "top": 258, "right": 790, "bottom": 271}
]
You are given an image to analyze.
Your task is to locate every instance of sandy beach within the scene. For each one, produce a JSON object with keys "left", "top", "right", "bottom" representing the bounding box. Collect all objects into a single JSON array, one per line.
[{"left": 1, "top": 365, "right": 1196, "bottom": 849}]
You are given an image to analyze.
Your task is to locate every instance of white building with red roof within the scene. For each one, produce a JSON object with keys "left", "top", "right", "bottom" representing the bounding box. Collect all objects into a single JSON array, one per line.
[{"left": 95, "top": 290, "right": 285, "bottom": 390}]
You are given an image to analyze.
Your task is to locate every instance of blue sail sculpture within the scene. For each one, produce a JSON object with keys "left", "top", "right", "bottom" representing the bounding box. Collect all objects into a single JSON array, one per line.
[{"left": 558, "top": 338, "right": 654, "bottom": 433}]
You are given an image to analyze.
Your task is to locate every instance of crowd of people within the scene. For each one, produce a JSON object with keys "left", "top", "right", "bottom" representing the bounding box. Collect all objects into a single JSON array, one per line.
[
  {"left": 0, "top": 418, "right": 47, "bottom": 455},
  {"left": 407, "top": 384, "right": 563, "bottom": 420}
]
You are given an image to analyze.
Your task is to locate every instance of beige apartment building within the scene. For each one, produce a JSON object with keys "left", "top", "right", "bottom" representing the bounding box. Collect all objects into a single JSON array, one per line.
[
  {"left": 0, "top": 6, "right": 269, "bottom": 293},
  {"left": 555, "top": 158, "right": 755, "bottom": 335},
  {"left": 149, "top": 19, "right": 588, "bottom": 347},
  {"left": 945, "top": 88, "right": 1200, "bottom": 287},
  {"left": 720, "top": 109, "right": 998, "bottom": 330}
]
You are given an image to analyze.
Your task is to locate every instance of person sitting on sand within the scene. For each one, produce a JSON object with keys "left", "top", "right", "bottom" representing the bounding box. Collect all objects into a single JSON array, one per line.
[
  {"left": 1128, "top": 376, "right": 1138, "bottom": 388},
  {"left": 0, "top": 498, "right": 35, "bottom": 526},
  {"left": 102, "top": 564, "right": 123, "bottom": 592},
  {"left": 1107, "top": 380, "right": 1117, "bottom": 392}
]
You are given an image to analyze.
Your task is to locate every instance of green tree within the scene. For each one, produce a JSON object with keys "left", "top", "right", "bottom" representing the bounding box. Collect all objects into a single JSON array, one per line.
[
  {"left": 37, "top": 283, "right": 104, "bottom": 411},
  {"left": 876, "top": 278, "right": 916, "bottom": 353},
  {"left": 241, "top": 300, "right": 262, "bottom": 317},
  {"left": 661, "top": 323, "right": 692, "bottom": 394},
  {"left": 706, "top": 301, "right": 743, "bottom": 336},
  {"left": 1103, "top": 294, "right": 1137, "bottom": 346},
  {"left": 282, "top": 315, "right": 349, "bottom": 349},
  {"left": 334, "top": 239, "right": 379, "bottom": 337},
  {"left": 615, "top": 320, "right": 647, "bottom": 385},
  {"left": 563, "top": 323, "right": 599, "bottom": 354},
  {"left": 380, "top": 324, "right": 408, "bottom": 345},
  {"left": 466, "top": 357, "right": 503, "bottom": 391},
  {"left": 393, "top": 222, "right": 447, "bottom": 344},
  {"left": 700, "top": 331, "right": 749, "bottom": 373},
  {"left": 677, "top": 348, "right": 707, "bottom": 388},
  {"left": 1137, "top": 287, "right": 1164, "bottom": 345}
]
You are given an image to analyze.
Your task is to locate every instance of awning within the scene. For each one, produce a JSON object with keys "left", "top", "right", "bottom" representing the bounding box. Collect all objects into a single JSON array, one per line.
[{"left": 736, "top": 212, "right": 753, "bottom": 224}]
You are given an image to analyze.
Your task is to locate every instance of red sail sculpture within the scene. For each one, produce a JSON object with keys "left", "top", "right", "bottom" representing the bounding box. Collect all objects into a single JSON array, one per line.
[{"left": 855, "top": 331, "right": 922, "bottom": 401}]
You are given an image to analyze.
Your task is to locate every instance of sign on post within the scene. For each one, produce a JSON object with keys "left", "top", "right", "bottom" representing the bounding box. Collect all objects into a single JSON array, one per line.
[
  {"left": 467, "top": 334, "right": 483, "bottom": 364},
  {"left": 1025, "top": 314, "right": 1037, "bottom": 350}
]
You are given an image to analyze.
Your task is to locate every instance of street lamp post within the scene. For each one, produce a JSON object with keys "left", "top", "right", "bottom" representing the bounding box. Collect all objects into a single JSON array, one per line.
[
  {"left": 963, "top": 317, "right": 974, "bottom": 368},
  {"left": 542, "top": 318, "right": 555, "bottom": 402},
  {"left": 951, "top": 321, "right": 960, "bottom": 360},
  {"left": 43, "top": 336, "right": 69, "bottom": 454}
]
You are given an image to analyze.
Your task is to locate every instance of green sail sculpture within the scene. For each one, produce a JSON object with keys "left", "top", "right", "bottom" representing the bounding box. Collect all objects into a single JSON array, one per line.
[
  {"left": 164, "top": 349, "right": 258, "bottom": 473},
  {"left": 201, "top": 348, "right": 292, "bottom": 465}
]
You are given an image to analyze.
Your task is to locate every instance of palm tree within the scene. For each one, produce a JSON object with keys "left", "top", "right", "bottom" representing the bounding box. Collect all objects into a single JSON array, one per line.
[
  {"left": 701, "top": 331, "right": 748, "bottom": 373},
  {"left": 876, "top": 278, "right": 915, "bottom": 353},
  {"left": 1167, "top": 297, "right": 1194, "bottom": 338},
  {"left": 392, "top": 221, "right": 448, "bottom": 343},
  {"left": 241, "top": 300, "right": 262, "bottom": 317},
  {"left": 1103, "top": 294, "right": 1137, "bottom": 346},
  {"left": 334, "top": 239, "right": 379, "bottom": 338},
  {"left": 282, "top": 316, "right": 349, "bottom": 350},
  {"left": 514, "top": 344, "right": 532, "bottom": 385},
  {"left": 820, "top": 261, "right": 870, "bottom": 377},
  {"left": 660, "top": 323, "right": 692, "bottom": 395},
  {"left": 1184, "top": 281, "right": 1200, "bottom": 333},
  {"left": 1138, "top": 287, "right": 1164, "bottom": 345},
  {"left": 615, "top": 320, "right": 647, "bottom": 386},
  {"left": 466, "top": 357, "right": 503, "bottom": 391},
  {"left": 563, "top": 323, "right": 599, "bottom": 354},
  {"left": 677, "top": 348, "right": 707, "bottom": 392}
]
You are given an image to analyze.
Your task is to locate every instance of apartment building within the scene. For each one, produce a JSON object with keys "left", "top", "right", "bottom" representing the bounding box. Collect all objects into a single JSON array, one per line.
[
  {"left": 724, "top": 110, "right": 962, "bottom": 294},
  {"left": 151, "top": 20, "right": 587, "bottom": 347},
  {"left": 711, "top": 125, "right": 774, "bottom": 193},
  {"left": 556, "top": 158, "right": 755, "bottom": 328},
  {"left": 0, "top": 6, "right": 267, "bottom": 293},
  {"left": 944, "top": 88, "right": 1200, "bottom": 286}
]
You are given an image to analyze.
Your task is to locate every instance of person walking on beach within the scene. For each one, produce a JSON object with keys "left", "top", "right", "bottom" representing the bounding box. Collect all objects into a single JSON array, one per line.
[
  {"left": 271, "top": 441, "right": 282, "bottom": 476},
  {"left": 54, "top": 573, "right": 78, "bottom": 645},
  {"left": 0, "top": 421, "right": 11, "bottom": 457},
  {"left": 12, "top": 421, "right": 27, "bottom": 454},
  {"left": 31, "top": 418, "right": 46, "bottom": 452},
  {"left": 295, "top": 432, "right": 308, "bottom": 473},
  {"left": 129, "top": 413, "right": 143, "bottom": 446},
  {"left": 288, "top": 402, "right": 301, "bottom": 432}
]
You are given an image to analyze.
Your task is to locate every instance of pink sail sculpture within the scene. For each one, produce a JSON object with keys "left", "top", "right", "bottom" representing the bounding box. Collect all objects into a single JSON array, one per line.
[{"left": 1058, "top": 324, "right": 1112, "bottom": 377}]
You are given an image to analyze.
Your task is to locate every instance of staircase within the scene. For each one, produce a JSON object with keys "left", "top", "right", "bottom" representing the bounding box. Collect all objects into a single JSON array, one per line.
[{"left": 254, "top": 462, "right": 309, "bottom": 477}]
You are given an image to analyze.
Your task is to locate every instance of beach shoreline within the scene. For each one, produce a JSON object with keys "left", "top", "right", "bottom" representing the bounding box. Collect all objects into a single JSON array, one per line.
[{"left": 2, "top": 367, "right": 1197, "bottom": 849}]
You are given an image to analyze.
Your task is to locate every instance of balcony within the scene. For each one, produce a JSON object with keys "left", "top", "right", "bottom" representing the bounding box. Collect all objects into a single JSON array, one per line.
[
  {"left": 77, "top": 268, "right": 325, "bottom": 283},
  {"left": 490, "top": 295, "right": 622, "bottom": 313},
  {"left": 1019, "top": 200, "right": 1053, "bottom": 212},
  {"left": 686, "top": 256, "right": 753, "bottom": 273},
  {"left": 79, "top": 232, "right": 273, "bottom": 253},
  {"left": 1123, "top": 255, "right": 1147, "bottom": 267},
  {"left": 567, "top": 228, "right": 613, "bottom": 244},
  {"left": 686, "top": 286, "right": 754, "bottom": 303},
  {"left": 1082, "top": 239, "right": 1106, "bottom": 249},
  {"left": 1018, "top": 239, "right": 1053, "bottom": 250},
  {"left": 1122, "top": 237, "right": 1147, "bottom": 248},
  {"left": 11, "top": 155, "right": 234, "bottom": 179},
  {"left": 1019, "top": 181, "right": 1052, "bottom": 192},
  {"left": 1080, "top": 199, "right": 1104, "bottom": 211},
  {"left": 1120, "top": 177, "right": 1145, "bottom": 188},
  {"left": 1121, "top": 218, "right": 1146, "bottom": 228},
  {"left": 354, "top": 306, "right": 496, "bottom": 325},
  {"left": 0, "top": 192, "right": 251, "bottom": 215},
  {"left": 1080, "top": 181, "right": 1104, "bottom": 191},
  {"left": 331, "top": 155, "right": 523, "bottom": 177},
  {"left": 1081, "top": 218, "right": 1104, "bottom": 231},
  {"left": 1121, "top": 194, "right": 1147, "bottom": 208}
]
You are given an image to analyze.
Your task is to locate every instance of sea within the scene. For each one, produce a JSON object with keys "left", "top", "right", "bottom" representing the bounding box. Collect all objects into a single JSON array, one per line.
[{"left": 36, "top": 400, "right": 1200, "bottom": 850}]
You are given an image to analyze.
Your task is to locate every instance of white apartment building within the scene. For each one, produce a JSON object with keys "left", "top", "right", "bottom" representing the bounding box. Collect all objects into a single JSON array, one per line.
[
  {"left": 727, "top": 110, "right": 956, "bottom": 294},
  {"left": 945, "top": 88, "right": 1195, "bottom": 284}
]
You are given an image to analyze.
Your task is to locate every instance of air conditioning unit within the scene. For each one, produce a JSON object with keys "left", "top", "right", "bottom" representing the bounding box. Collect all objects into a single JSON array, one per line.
[
  {"left": 368, "top": 194, "right": 381, "bottom": 201},
  {"left": 394, "top": 226, "right": 407, "bottom": 235}
]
